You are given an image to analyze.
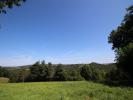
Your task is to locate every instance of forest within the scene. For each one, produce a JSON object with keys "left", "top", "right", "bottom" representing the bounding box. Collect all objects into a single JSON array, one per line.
[{"left": 0, "top": 61, "right": 115, "bottom": 83}]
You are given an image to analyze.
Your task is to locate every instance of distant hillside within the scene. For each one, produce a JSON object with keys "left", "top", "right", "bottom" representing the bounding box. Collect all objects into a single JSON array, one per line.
[
  {"left": 89, "top": 62, "right": 116, "bottom": 71},
  {"left": 2, "top": 62, "right": 116, "bottom": 72}
]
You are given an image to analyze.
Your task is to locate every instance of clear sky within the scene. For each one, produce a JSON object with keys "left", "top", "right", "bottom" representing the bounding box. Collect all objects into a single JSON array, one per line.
[{"left": 0, "top": 0, "right": 132, "bottom": 66}]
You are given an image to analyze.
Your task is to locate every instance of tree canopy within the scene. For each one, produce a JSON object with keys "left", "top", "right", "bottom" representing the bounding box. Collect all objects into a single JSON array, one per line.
[
  {"left": 108, "top": 5, "right": 133, "bottom": 79},
  {"left": 0, "top": 0, "right": 26, "bottom": 13},
  {"left": 108, "top": 5, "right": 133, "bottom": 49}
]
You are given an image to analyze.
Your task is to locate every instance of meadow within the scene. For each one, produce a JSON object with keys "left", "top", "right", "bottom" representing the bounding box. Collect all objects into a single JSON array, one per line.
[
  {"left": 0, "top": 81, "right": 133, "bottom": 100},
  {"left": 0, "top": 77, "right": 9, "bottom": 83}
]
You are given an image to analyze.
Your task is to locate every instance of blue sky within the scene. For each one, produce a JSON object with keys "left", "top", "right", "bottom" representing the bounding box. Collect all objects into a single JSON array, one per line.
[{"left": 0, "top": 0, "right": 132, "bottom": 66}]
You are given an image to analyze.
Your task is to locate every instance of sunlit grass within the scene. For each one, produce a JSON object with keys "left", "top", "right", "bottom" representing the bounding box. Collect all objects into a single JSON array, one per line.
[
  {"left": 0, "top": 81, "right": 133, "bottom": 100},
  {"left": 0, "top": 77, "right": 9, "bottom": 83}
]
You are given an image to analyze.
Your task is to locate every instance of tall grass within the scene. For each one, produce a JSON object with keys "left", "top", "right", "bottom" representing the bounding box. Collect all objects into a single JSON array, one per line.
[
  {"left": 0, "top": 77, "right": 9, "bottom": 83},
  {"left": 0, "top": 81, "right": 133, "bottom": 100}
]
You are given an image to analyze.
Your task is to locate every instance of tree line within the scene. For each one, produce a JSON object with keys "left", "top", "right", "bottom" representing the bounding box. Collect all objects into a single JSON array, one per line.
[
  {"left": 0, "top": 1, "right": 132, "bottom": 86},
  {"left": 0, "top": 61, "right": 115, "bottom": 83}
]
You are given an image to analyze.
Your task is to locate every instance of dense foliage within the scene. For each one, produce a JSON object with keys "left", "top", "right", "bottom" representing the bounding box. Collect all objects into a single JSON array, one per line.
[
  {"left": 80, "top": 65, "right": 106, "bottom": 81},
  {"left": 0, "top": 61, "right": 116, "bottom": 83},
  {"left": 0, "top": 66, "right": 9, "bottom": 77},
  {"left": 108, "top": 5, "right": 133, "bottom": 81},
  {"left": 0, "top": 0, "right": 26, "bottom": 13}
]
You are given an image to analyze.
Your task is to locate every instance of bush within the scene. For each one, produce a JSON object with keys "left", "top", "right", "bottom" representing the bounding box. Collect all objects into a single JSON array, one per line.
[{"left": 80, "top": 65, "right": 106, "bottom": 81}]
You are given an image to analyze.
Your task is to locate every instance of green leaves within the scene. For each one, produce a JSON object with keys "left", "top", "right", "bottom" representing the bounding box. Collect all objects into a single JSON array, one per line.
[
  {"left": 0, "top": 0, "right": 26, "bottom": 14},
  {"left": 109, "top": 5, "right": 133, "bottom": 50},
  {"left": 108, "top": 5, "right": 133, "bottom": 80}
]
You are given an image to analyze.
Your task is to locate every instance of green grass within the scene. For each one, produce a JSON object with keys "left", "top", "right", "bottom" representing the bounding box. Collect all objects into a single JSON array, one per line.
[{"left": 0, "top": 81, "right": 133, "bottom": 100}]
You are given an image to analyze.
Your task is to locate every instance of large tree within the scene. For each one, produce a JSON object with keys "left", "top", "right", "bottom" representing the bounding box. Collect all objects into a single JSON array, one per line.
[
  {"left": 29, "top": 61, "right": 50, "bottom": 81},
  {"left": 108, "top": 5, "right": 133, "bottom": 79},
  {"left": 0, "top": 0, "right": 26, "bottom": 13},
  {"left": 54, "top": 64, "right": 68, "bottom": 81}
]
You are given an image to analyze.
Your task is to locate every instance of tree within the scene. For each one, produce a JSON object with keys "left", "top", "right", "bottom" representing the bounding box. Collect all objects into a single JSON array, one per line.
[
  {"left": 80, "top": 64, "right": 105, "bottom": 81},
  {"left": 29, "top": 61, "right": 50, "bottom": 81},
  {"left": 17, "top": 68, "right": 30, "bottom": 82},
  {"left": 40, "top": 60, "right": 49, "bottom": 81},
  {"left": 47, "top": 62, "right": 53, "bottom": 80},
  {"left": 0, "top": 0, "right": 26, "bottom": 14},
  {"left": 67, "top": 69, "right": 83, "bottom": 81},
  {"left": 29, "top": 61, "right": 40, "bottom": 81},
  {"left": 80, "top": 65, "right": 96, "bottom": 81},
  {"left": 0, "top": 66, "right": 9, "bottom": 77},
  {"left": 116, "top": 43, "right": 133, "bottom": 79},
  {"left": 108, "top": 5, "right": 133, "bottom": 79},
  {"left": 8, "top": 69, "right": 19, "bottom": 82},
  {"left": 108, "top": 5, "right": 133, "bottom": 49},
  {"left": 54, "top": 64, "right": 67, "bottom": 81}
]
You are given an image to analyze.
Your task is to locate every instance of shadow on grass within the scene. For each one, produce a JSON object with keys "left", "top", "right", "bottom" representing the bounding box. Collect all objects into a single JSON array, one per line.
[{"left": 92, "top": 80, "right": 133, "bottom": 88}]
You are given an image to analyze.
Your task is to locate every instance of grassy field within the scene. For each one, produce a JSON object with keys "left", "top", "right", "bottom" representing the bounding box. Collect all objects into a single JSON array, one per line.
[
  {"left": 0, "top": 77, "right": 9, "bottom": 83},
  {"left": 0, "top": 81, "right": 133, "bottom": 100}
]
